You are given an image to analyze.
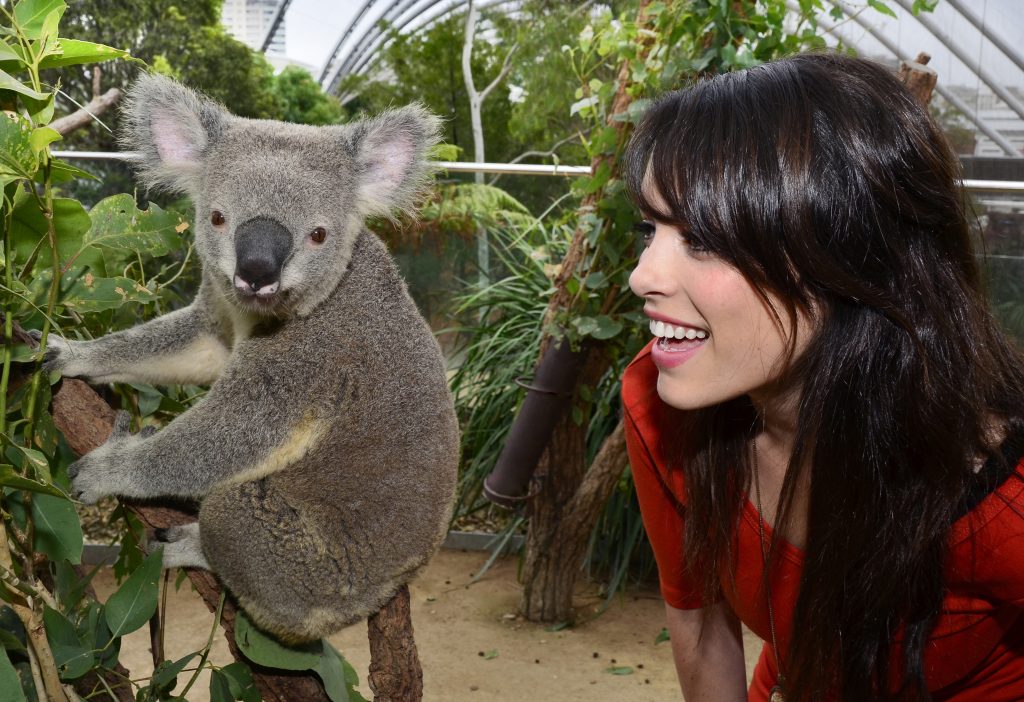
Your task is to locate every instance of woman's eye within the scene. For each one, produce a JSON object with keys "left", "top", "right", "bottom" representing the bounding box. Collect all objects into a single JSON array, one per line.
[
  {"left": 633, "top": 220, "right": 655, "bottom": 247},
  {"left": 211, "top": 210, "right": 225, "bottom": 226}
]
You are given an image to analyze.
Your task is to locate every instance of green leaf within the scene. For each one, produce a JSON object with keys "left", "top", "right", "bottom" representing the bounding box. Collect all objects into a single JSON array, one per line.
[
  {"left": 428, "top": 142, "right": 460, "bottom": 161},
  {"left": 482, "top": 649, "right": 498, "bottom": 659},
  {"left": 221, "top": 661, "right": 261, "bottom": 702},
  {"left": 104, "top": 547, "right": 162, "bottom": 638},
  {"left": 235, "top": 611, "right": 323, "bottom": 671},
  {"left": 12, "top": 0, "right": 66, "bottom": 39},
  {"left": 38, "top": 39, "right": 129, "bottom": 69},
  {"left": 61, "top": 269, "right": 160, "bottom": 313},
  {"left": 313, "top": 644, "right": 371, "bottom": 702},
  {"left": 31, "top": 493, "right": 83, "bottom": 564},
  {"left": 0, "top": 627, "right": 25, "bottom": 653},
  {"left": 54, "top": 561, "right": 99, "bottom": 613},
  {"left": 42, "top": 606, "right": 93, "bottom": 680},
  {"left": 28, "top": 127, "right": 60, "bottom": 154},
  {"left": 4, "top": 443, "right": 49, "bottom": 480},
  {"left": 85, "top": 194, "right": 187, "bottom": 257},
  {"left": 654, "top": 627, "right": 670, "bottom": 644},
  {"left": 604, "top": 666, "right": 634, "bottom": 675},
  {"left": 0, "top": 69, "right": 49, "bottom": 100},
  {"left": 0, "top": 117, "right": 37, "bottom": 185},
  {"left": 0, "top": 41, "right": 21, "bottom": 63},
  {"left": 9, "top": 194, "right": 94, "bottom": 271},
  {"left": 210, "top": 669, "right": 234, "bottom": 702},
  {"left": 151, "top": 653, "right": 197, "bottom": 694},
  {"left": 0, "top": 464, "right": 66, "bottom": 498},
  {"left": 866, "top": 0, "right": 898, "bottom": 18},
  {"left": 0, "top": 648, "right": 26, "bottom": 702}
]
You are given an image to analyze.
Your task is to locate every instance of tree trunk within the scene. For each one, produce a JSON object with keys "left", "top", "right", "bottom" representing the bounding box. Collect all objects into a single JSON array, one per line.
[
  {"left": 51, "top": 379, "right": 423, "bottom": 702},
  {"left": 517, "top": 0, "right": 654, "bottom": 623}
]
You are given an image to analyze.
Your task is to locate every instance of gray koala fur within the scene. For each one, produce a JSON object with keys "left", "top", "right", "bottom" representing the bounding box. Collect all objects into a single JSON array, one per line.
[{"left": 46, "top": 74, "right": 459, "bottom": 643}]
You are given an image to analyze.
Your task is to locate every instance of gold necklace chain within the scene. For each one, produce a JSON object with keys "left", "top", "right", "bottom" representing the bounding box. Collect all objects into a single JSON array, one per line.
[{"left": 752, "top": 437, "right": 788, "bottom": 702}]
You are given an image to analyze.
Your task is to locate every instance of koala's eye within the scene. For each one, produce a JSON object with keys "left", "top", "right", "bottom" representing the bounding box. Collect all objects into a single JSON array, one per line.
[
  {"left": 211, "top": 211, "right": 225, "bottom": 226},
  {"left": 310, "top": 227, "right": 327, "bottom": 244}
]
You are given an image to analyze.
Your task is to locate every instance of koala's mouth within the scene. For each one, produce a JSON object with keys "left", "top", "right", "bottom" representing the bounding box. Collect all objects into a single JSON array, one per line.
[{"left": 231, "top": 276, "right": 288, "bottom": 312}]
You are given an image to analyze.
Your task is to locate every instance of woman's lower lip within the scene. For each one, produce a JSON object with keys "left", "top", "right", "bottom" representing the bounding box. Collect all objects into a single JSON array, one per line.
[{"left": 650, "top": 336, "right": 706, "bottom": 369}]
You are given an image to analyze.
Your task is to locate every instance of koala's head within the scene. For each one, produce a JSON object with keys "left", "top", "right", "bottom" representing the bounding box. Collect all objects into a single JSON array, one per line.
[{"left": 121, "top": 74, "right": 441, "bottom": 317}]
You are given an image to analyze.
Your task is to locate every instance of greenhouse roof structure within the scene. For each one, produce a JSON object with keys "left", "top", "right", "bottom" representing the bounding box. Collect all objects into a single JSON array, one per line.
[{"left": 260, "top": 0, "right": 1023, "bottom": 157}]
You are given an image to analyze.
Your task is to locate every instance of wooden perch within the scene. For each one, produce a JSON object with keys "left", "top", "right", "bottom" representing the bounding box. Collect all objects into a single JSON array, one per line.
[
  {"left": 49, "top": 87, "right": 122, "bottom": 137},
  {"left": 51, "top": 378, "right": 422, "bottom": 702}
]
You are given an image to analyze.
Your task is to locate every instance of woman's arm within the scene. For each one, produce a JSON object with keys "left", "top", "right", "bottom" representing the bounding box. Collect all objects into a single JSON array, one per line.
[{"left": 666, "top": 600, "right": 747, "bottom": 701}]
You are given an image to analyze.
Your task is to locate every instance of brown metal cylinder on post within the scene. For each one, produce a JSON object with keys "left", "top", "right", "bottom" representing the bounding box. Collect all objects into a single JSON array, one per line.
[{"left": 483, "top": 337, "right": 588, "bottom": 508}]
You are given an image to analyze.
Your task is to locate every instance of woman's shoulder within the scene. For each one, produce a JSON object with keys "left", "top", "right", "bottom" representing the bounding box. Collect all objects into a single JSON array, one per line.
[{"left": 949, "top": 457, "right": 1024, "bottom": 602}]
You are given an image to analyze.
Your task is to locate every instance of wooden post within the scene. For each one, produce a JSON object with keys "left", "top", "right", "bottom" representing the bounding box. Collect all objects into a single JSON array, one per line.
[
  {"left": 51, "top": 378, "right": 423, "bottom": 702},
  {"left": 897, "top": 52, "right": 937, "bottom": 106}
]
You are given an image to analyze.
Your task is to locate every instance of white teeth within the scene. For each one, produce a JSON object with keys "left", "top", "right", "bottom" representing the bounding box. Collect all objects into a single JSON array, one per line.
[{"left": 647, "top": 318, "right": 709, "bottom": 340}]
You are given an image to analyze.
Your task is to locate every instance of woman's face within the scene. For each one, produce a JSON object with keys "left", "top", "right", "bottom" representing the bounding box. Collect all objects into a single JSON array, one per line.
[{"left": 628, "top": 199, "right": 815, "bottom": 411}]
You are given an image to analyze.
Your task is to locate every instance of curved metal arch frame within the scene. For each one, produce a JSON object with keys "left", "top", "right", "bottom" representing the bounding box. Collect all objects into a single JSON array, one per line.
[
  {"left": 341, "top": 0, "right": 519, "bottom": 92},
  {"left": 258, "top": 0, "right": 294, "bottom": 53},
  {"left": 305, "top": 0, "right": 1021, "bottom": 155},
  {"left": 813, "top": 0, "right": 1018, "bottom": 156}
]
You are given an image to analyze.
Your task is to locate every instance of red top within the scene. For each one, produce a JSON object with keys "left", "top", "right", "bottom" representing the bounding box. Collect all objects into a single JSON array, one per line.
[{"left": 622, "top": 342, "right": 1024, "bottom": 701}]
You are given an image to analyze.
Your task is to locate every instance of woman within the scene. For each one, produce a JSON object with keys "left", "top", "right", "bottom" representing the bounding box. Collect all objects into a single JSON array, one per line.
[{"left": 621, "top": 52, "right": 1024, "bottom": 701}]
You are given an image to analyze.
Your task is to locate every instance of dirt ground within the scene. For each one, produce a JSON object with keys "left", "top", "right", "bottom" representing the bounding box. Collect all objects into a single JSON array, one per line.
[{"left": 92, "top": 548, "right": 762, "bottom": 701}]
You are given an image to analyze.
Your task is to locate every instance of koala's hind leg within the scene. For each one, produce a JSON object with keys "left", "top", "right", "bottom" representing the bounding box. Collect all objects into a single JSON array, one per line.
[
  {"left": 198, "top": 478, "right": 366, "bottom": 642},
  {"left": 152, "top": 523, "right": 210, "bottom": 570}
]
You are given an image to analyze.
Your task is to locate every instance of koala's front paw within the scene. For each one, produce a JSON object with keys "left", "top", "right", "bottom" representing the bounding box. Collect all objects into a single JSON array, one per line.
[
  {"left": 27, "top": 331, "right": 75, "bottom": 375},
  {"left": 69, "top": 411, "right": 135, "bottom": 504}
]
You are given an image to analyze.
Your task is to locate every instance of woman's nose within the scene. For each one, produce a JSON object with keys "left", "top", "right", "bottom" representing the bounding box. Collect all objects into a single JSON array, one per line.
[{"left": 629, "top": 231, "right": 674, "bottom": 299}]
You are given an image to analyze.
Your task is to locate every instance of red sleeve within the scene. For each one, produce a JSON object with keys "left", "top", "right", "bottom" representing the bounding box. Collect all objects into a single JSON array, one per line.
[{"left": 623, "top": 346, "right": 713, "bottom": 610}]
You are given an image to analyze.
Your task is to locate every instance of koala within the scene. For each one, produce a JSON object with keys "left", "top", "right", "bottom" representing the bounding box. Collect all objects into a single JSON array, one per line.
[{"left": 44, "top": 74, "right": 460, "bottom": 643}]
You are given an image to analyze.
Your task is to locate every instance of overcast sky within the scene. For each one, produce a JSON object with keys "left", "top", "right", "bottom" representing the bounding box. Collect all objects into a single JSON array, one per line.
[{"left": 280, "top": 0, "right": 1024, "bottom": 89}]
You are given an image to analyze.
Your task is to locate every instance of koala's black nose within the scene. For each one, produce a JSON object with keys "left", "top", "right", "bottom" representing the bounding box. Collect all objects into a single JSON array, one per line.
[{"left": 234, "top": 217, "right": 292, "bottom": 294}]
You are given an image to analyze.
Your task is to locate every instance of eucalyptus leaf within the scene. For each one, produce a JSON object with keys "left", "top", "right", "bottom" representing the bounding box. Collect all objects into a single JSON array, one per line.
[
  {"left": 0, "top": 463, "right": 66, "bottom": 498},
  {"left": 31, "top": 493, "right": 83, "bottom": 564},
  {"left": 4, "top": 443, "right": 49, "bottom": 479},
  {"left": 221, "top": 661, "right": 261, "bottom": 702},
  {"left": 42, "top": 606, "right": 93, "bottom": 680},
  {"left": 104, "top": 547, "right": 162, "bottom": 638},
  {"left": 209, "top": 669, "right": 234, "bottom": 702},
  {"left": 313, "top": 643, "right": 352, "bottom": 702},
  {"left": 235, "top": 611, "right": 323, "bottom": 671},
  {"left": 0, "top": 647, "right": 26, "bottom": 702},
  {"left": 151, "top": 652, "right": 197, "bottom": 693}
]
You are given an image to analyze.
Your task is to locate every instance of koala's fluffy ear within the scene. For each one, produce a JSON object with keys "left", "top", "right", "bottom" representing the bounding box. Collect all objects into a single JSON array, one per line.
[
  {"left": 120, "top": 73, "right": 228, "bottom": 194},
  {"left": 349, "top": 104, "right": 442, "bottom": 217}
]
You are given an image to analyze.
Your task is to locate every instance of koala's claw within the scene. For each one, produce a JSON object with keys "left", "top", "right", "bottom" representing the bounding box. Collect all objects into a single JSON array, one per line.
[{"left": 111, "top": 410, "right": 132, "bottom": 437}]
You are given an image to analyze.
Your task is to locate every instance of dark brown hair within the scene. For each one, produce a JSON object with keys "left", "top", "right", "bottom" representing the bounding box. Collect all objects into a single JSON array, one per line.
[{"left": 624, "top": 52, "right": 1024, "bottom": 700}]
